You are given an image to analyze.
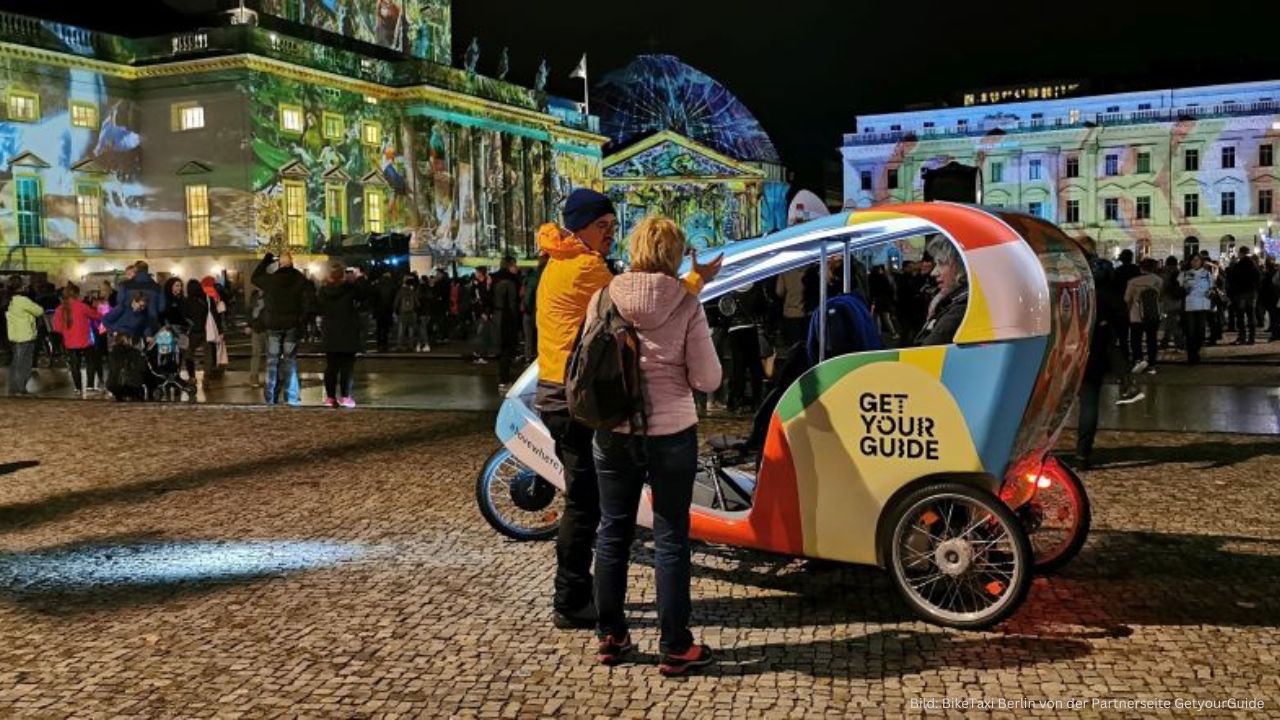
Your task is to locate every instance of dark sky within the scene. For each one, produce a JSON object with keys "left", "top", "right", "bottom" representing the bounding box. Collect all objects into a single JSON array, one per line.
[{"left": 5, "top": 0, "right": 1280, "bottom": 192}]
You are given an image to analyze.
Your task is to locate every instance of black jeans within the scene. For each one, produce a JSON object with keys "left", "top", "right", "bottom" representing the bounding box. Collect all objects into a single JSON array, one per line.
[
  {"left": 1076, "top": 376, "right": 1101, "bottom": 461},
  {"left": 728, "top": 327, "right": 763, "bottom": 411},
  {"left": 1185, "top": 311, "right": 1208, "bottom": 364},
  {"left": 1231, "top": 294, "right": 1256, "bottom": 343},
  {"left": 543, "top": 409, "right": 599, "bottom": 615},
  {"left": 594, "top": 427, "right": 698, "bottom": 653},
  {"left": 323, "top": 352, "right": 356, "bottom": 399},
  {"left": 1128, "top": 321, "right": 1157, "bottom": 367},
  {"left": 66, "top": 348, "right": 87, "bottom": 391}
]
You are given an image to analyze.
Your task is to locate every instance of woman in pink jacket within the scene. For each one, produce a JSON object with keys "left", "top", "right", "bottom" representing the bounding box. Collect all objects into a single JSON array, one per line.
[
  {"left": 51, "top": 283, "right": 102, "bottom": 397},
  {"left": 588, "top": 216, "right": 722, "bottom": 676}
]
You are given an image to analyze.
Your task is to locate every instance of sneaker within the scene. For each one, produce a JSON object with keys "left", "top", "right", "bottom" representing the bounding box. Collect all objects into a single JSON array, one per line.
[
  {"left": 595, "top": 634, "right": 635, "bottom": 666},
  {"left": 1145, "top": 367, "right": 1157, "bottom": 375},
  {"left": 339, "top": 397, "right": 357, "bottom": 408},
  {"left": 552, "top": 605, "right": 597, "bottom": 630},
  {"left": 323, "top": 397, "right": 337, "bottom": 408},
  {"left": 1115, "top": 391, "right": 1146, "bottom": 406},
  {"left": 1131, "top": 360, "right": 1148, "bottom": 374},
  {"left": 422, "top": 344, "right": 431, "bottom": 353},
  {"left": 287, "top": 400, "right": 302, "bottom": 408},
  {"left": 472, "top": 357, "right": 489, "bottom": 365},
  {"left": 658, "top": 644, "right": 714, "bottom": 677}
]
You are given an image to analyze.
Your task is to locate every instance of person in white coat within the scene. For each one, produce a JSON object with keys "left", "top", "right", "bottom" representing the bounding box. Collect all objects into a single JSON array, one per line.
[{"left": 1181, "top": 254, "right": 1213, "bottom": 365}]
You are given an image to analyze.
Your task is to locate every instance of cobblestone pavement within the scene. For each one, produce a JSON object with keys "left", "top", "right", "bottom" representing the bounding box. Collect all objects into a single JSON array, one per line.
[{"left": 1, "top": 401, "right": 1278, "bottom": 718}]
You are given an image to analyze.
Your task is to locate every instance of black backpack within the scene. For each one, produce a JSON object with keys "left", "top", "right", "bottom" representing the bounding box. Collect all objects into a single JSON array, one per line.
[
  {"left": 566, "top": 287, "right": 646, "bottom": 432},
  {"left": 1139, "top": 285, "right": 1161, "bottom": 323}
]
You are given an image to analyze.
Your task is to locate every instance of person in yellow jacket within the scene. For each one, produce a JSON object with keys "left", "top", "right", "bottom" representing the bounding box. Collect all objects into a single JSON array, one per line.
[{"left": 536, "top": 188, "right": 720, "bottom": 629}]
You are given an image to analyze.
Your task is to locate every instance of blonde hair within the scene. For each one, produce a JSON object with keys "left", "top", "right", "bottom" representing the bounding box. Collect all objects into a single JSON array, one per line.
[{"left": 628, "top": 216, "right": 686, "bottom": 276}]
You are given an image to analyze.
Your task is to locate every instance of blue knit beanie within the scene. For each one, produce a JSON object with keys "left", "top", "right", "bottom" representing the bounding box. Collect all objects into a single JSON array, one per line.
[{"left": 562, "top": 188, "right": 616, "bottom": 232}]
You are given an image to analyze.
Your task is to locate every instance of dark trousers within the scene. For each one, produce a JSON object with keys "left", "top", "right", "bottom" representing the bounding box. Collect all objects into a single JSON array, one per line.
[
  {"left": 543, "top": 410, "right": 599, "bottom": 615},
  {"left": 728, "top": 328, "right": 763, "bottom": 411},
  {"left": 323, "top": 352, "right": 356, "bottom": 399},
  {"left": 65, "top": 348, "right": 89, "bottom": 391},
  {"left": 781, "top": 317, "right": 808, "bottom": 348},
  {"left": 1208, "top": 305, "right": 1223, "bottom": 344},
  {"left": 1231, "top": 294, "right": 1256, "bottom": 343},
  {"left": 375, "top": 313, "right": 393, "bottom": 351},
  {"left": 1185, "top": 311, "right": 1208, "bottom": 364},
  {"left": 497, "top": 312, "right": 519, "bottom": 385},
  {"left": 265, "top": 328, "right": 301, "bottom": 405},
  {"left": 1128, "top": 321, "right": 1157, "bottom": 367},
  {"left": 1269, "top": 306, "right": 1280, "bottom": 341},
  {"left": 1077, "top": 376, "right": 1101, "bottom": 461},
  {"left": 594, "top": 427, "right": 698, "bottom": 653}
]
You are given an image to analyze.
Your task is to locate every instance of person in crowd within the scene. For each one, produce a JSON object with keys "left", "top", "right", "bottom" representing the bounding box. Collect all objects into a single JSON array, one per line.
[
  {"left": 102, "top": 291, "right": 157, "bottom": 341},
  {"left": 471, "top": 266, "right": 494, "bottom": 363},
  {"left": 159, "top": 277, "right": 188, "bottom": 329},
  {"left": 415, "top": 272, "right": 434, "bottom": 353},
  {"left": 432, "top": 268, "right": 452, "bottom": 345},
  {"left": 1159, "top": 256, "right": 1185, "bottom": 350},
  {"left": 202, "top": 276, "right": 227, "bottom": 378},
  {"left": 1181, "top": 253, "right": 1214, "bottom": 365},
  {"left": 5, "top": 278, "right": 44, "bottom": 396},
  {"left": 724, "top": 281, "right": 766, "bottom": 413},
  {"left": 492, "top": 256, "right": 521, "bottom": 390},
  {"left": 183, "top": 279, "right": 214, "bottom": 385},
  {"left": 90, "top": 290, "right": 111, "bottom": 389},
  {"left": 521, "top": 254, "right": 547, "bottom": 362},
  {"left": 1124, "top": 258, "right": 1164, "bottom": 375},
  {"left": 51, "top": 283, "right": 102, "bottom": 397},
  {"left": 374, "top": 273, "right": 396, "bottom": 352},
  {"left": 868, "top": 264, "right": 899, "bottom": 344},
  {"left": 252, "top": 251, "right": 308, "bottom": 406},
  {"left": 394, "top": 276, "right": 419, "bottom": 352},
  {"left": 1226, "top": 246, "right": 1260, "bottom": 345},
  {"left": 914, "top": 237, "right": 969, "bottom": 346},
  {"left": 101, "top": 279, "right": 116, "bottom": 308},
  {"left": 1077, "top": 253, "right": 1143, "bottom": 469},
  {"left": 247, "top": 288, "right": 267, "bottom": 387},
  {"left": 589, "top": 216, "right": 721, "bottom": 676},
  {"left": 300, "top": 276, "right": 319, "bottom": 344},
  {"left": 775, "top": 266, "right": 809, "bottom": 348},
  {"left": 1201, "top": 251, "right": 1224, "bottom": 346},
  {"left": 119, "top": 260, "right": 164, "bottom": 321},
  {"left": 316, "top": 260, "right": 366, "bottom": 408},
  {"left": 534, "top": 188, "right": 719, "bottom": 632},
  {"left": 1262, "top": 256, "right": 1280, "bottom": 343}
]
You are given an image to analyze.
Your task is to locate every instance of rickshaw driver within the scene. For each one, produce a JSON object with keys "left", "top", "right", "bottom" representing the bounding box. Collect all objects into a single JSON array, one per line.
[{"left": 914, "top": 234, "right": 970, "bottom": 346}]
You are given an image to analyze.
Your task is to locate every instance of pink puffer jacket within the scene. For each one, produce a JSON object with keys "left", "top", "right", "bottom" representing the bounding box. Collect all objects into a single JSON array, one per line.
[{"left": 586, "top": 271, "right": 722, "bottom": 436}]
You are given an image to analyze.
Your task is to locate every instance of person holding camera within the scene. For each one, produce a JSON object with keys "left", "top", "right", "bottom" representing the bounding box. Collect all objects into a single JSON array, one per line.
[{"left": 251, "top": 251, "right": 308, "bottom": 406}]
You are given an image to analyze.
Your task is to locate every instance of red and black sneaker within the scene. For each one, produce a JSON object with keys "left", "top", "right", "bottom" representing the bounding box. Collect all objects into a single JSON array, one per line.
[
  {"left": 658, "top": 644, "right": 714, "bottom": 677},
  {"left": 595, "top": 634, "right": 634, "bottom": 666}
]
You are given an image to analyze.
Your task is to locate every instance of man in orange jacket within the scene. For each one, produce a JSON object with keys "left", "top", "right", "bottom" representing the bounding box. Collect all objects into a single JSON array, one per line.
[{"left": 536, "top": 188, "right": 719, "bottom": 629}]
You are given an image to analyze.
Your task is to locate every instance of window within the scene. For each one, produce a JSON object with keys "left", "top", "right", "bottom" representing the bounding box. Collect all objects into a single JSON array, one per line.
[
  {"left": 360, "top": 120, "right": 382, "bottom": 146},
  {"left": 325, "top": 184, "right": 347, "bottom": 237},
  {"left": 1065, "top": 199, "right": 1080, "bottom": 223},
  {"left": 70, "top": 101, "right": 97, "bottom": 129},
  {"left": 7, "top": 91, "right": 39, "bottom": 122},
  {"left": 1183, "top": 193, "right": 1199, "bottom": 218},
  {"left": 1065, "top": 156, "right": 1080, "bottom": 178},
  {"left": 1260, "top": 189, "right": 1274, "bottom": 216},
  {"left": 1261, "top": 144, "right": 1274, "bottom": 167},
  {"left": 284, "top": 180, "right": 307, "bottom": 248},
  {"left": 887, "top": 168, "right": 899, "bottom": 190},
  {"left": 279, "top": 104, "right": 304, "bottom": 134},
  {"left": 989, "top": 161, "right": 1003, "bottom": 184},
  {"left": 1184, "top": 148, "right": 1199, "bottom": 171},
  {"left": 76, "top": 184, "right": 102, "bottom": 246},
  {"left": 923, "top": 121, "right": 935, "bottom": 130},
  {"left": 1028, "top": 201, "right": 1044, "bottom": 218},
  {"left": 890, "top": 124, "right": 901, "bottom": 132},
  {"left": 1136, "top": 196, "right": 1151, "bottom": 220},
  {"left": 1068, "top": 109, "right": 1080, "bottom": 124},
  {"left": 1028, "top": 159, "right": 1042, "bottom": 180},
  {"left": 1104, "top": 154, "right": 1119, "bottom": 176},
  {"left": 1221, "top": 191, "right": 1236, "bottom": 216},
  {"left": 1106, "top": 105, "right": 1120, "bottom": 113},
  {"left": 860, "top": 170, "right": 872, "bottom": 191},
  {"left": 1136, "top": 152, "right": 1151, "bottom": 174},
  {"left": 15, "top": 177, "right": 42, "bottom": 246},
  {"left": 172, "top": 102, "right": 205, "bottom": 131},
  {"left": 1138, "top": 103, "right": 1152, "bottom": 110},
  {"left": 185, "top": 184, "right": 210, "bottom": 247},
  {"left": 1103, "top": 198, "right": 1119, "bottom": 221},
  {"left": 323, "top": 112, "right": 345, "bottom": 140},
  {"left": 364, "top": 187, "right": 386, "bottom": 233},
  {"left": 1221, "top": 146, "right": 1236, "bottom": 169},
  {"left": 957, "top": 119, "right": 969, "bottom": 131}
]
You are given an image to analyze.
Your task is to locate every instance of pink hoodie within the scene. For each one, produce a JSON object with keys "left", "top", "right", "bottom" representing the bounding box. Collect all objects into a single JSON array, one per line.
[{"left": 587, "top": 271, "right": 722, "bottom": 436}]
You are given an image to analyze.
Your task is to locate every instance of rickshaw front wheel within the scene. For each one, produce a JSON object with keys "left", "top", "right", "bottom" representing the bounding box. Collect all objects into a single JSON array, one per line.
[
  {"left": 887, "top": 483, "right": 1033, "bottom": 630},
  {"left": 476, "top": 447, "right": 561, "bottom": 542}
]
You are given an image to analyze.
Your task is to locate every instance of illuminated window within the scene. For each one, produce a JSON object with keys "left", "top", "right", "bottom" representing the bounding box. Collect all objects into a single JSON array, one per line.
[
  {"left": 1028, "top": 201, "right": 1043, "bottom": 218},
  {"left": 15, "top": 177, "right": 43, "bottom": 246},
  {"left": 1068, "top": 109, "right": 1080, "bottom": 124},
  {"left": 323, "top": 112, "right": 345, "bottom": 140},
  {"left": 1220, "top": 191, "right": 1236, "bottom": 216},
  {"left": 1103, "top": 198, "right": 1119, "bottom": 221},
  {"left": 325, "top": 184, "right": 347, "bottom": 237},
  {"left": 185, "top": 184, "right": 210, "bottom": 247},
  {"left": 364, "top": 187, "right": 385, "bottom": 233},
  {"left": 887, "top": 168, "right": 898, "bottom": 190},
  {"left": 1184, "top": 148, "right": 1199, "bottom": 172},
  {"left": 1028, "top": 159, "right": 1042, "bottom": 180},
  {"left": 279, "top": 104, "right": 304, "bottom": 134},
  {"left": 1183, "top": 193, "right": 1199, "bottom": 218},
  {"left": 1260, "top": 144, "right": 1273, "bottom": 167},
  {"left": 1136, "top": 196, "right": 1151, "bottom": 220},
  {"left": 1221, "top": 146, "right": 1235, "bottom": 169},
  {"left": 1260, "top": 189, "right": 1273, "bottom": 215},
  {"left": 1065, "top": 199, "right": 1080, "bottom": 224},
  {"left": 860, "top": 170, "right": 872, "bottom": 191},
  {"left": 989, "top": 161, "right": 1003, "bottom": 184},
  {"left": 76, "top": 184, "right": 102, "bottom": 246},
  {"left": 7, "top": 91, "right": 39, "bottom": 122},
  {"left": 70, "top": 101, "right": 98, "bottom": 129},
  {"left": 1065, "top": 156, "right": 1079, "bottom": 178},
  {"left": 1136, "top": 152, "right": 1151, "bottom": 174},
  {"left": 172, "top": 102, "right": 205, "bottom": 131},
  {"left": 284, "top": 181, "right": 307, "bottom": 248},
  {"left": 361, "top": 120, "right": 382, "bottom": 146}
]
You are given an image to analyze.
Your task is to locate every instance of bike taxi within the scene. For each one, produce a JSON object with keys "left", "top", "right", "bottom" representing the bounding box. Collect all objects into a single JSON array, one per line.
[{"left": 478, "top": 202, "right": 1093, "bottom": 629}]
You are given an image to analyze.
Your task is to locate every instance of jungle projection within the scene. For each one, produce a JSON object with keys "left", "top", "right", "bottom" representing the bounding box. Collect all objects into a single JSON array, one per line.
[{"left": 258, "top": 0, "right": 452, "bottom": 65}]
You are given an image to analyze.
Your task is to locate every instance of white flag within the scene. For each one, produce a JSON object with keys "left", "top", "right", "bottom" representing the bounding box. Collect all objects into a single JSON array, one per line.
[{"left": 569, "top": 54, "right": 587, "bottom": 80}]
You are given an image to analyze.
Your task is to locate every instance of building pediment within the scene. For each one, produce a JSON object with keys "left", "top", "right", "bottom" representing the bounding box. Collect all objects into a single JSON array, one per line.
[
  {"left": 1174, "top": 175, "right": 1204, "bottom": 189},
  {"left": 71, "top": 157, "right": 110, "bottom": 175},
  {"left": 604, "top": 130, "right": 765, "bottom": 180},
  {"left": 9, "top": 151, "right": 49, "bottom": 170},
  {"left": 360, "top": 170, "right": 389, "bottom": 186},
  {"left": 177, "top": 160, "right": 213, "bottom": 175},
  {"left": 1211, "top": 175, "right": 1245, "bottom": 189},
  {"left": 323, "top": 166, "right": 352, "bottom": 182},
  {"left": 277, "top": 160, "right": 310, "bottom": 179}
]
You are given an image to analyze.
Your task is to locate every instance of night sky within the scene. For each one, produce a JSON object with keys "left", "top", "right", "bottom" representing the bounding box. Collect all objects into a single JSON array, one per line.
[{"left": 6, "top": 0, "right": 1280, "bottom": 193}]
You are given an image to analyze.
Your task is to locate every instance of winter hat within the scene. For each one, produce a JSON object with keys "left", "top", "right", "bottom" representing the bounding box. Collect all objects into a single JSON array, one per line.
[{"left": 562, "top": 188, "right": 616, "bottom": 232}]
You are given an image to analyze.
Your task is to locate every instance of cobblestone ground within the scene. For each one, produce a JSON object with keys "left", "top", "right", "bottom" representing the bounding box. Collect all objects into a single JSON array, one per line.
[{"left": 1, "top": 401, "right": 1278, "bottom": 718}]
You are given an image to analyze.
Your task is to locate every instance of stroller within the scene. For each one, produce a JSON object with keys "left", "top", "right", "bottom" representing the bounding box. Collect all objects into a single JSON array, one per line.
[{"left": 147, "top": 326, "right": 195, "bottom": 402}]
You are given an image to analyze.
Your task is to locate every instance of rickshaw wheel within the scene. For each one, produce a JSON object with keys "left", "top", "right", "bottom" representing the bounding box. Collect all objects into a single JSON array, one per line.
[
  {"left": 475, "top": 447, "right": 561, "bottom": 542},
  {"left": 887, "top": 483, "right": 1032, "bottom": 630},
  {"left": 1024, "top": 458, "right": 1091, "bottom": 574}
]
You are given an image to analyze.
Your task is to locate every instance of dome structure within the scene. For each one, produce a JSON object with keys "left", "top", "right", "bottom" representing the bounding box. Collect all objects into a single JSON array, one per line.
[{"left": 595, "top": 54, "right": 781, "bottom": 165}]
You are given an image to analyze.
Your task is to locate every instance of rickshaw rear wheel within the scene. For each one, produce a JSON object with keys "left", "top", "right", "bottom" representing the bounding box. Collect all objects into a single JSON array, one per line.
[
  {"left": 886, "top": 483, "right": 1032, "bottom": 630},
  {"left": 476, "top": 447, "right": 561, "bottom": 542},
  {"left": 1023, "top": 458, "right": 1091, "bottom": 574}
]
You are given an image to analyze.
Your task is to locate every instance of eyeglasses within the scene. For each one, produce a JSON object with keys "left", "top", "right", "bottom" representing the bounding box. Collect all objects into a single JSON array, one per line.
[{"left": 592, "top": 219, "right": 618, "bottom": 232}]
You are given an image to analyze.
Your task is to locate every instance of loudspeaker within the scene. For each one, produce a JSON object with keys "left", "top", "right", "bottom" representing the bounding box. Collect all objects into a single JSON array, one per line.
[{"left": 922, "top": 162, "right": 982, "bottom": 203}]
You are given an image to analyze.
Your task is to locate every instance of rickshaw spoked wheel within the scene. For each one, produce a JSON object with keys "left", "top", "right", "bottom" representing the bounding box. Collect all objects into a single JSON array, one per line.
[
  {"left": 1022, "top": 457, "right": 1092, "bottom": 574},
  {"left": 887, "top": 483, "right": 1033, "bottom": 630},
  {"left": 475, "top": 447, "right": 561, "bottom": 542}
]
